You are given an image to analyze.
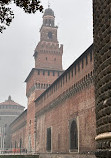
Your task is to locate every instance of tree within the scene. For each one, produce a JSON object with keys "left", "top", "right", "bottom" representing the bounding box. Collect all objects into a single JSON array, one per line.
[{"left": 0, "top": 0, "right": 43, "bottom": 33}]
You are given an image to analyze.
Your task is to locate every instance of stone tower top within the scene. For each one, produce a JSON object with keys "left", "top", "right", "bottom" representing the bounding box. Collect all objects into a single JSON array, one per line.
[
  {"left": 8, "top": 95, "right": 11, "bottom": 101},
  {"left": 34, "top": 7, "right": 63, "bottom": 70},
  {"left": 43, "top": 7, "right": 54, "bottom": 17}
]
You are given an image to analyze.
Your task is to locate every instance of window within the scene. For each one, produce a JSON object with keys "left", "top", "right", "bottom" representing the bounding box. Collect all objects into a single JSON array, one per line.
[
  {"left": 82, "top": 59, "right": 84, "bottom": 69},
  {"left": 15, "top": 141, "right": 17, "bottom": 148},
  {"left": 48, "top": 71, "right": 50, "bottom": 76},
  {"left": 66, "top": 74, "right": 67, "bottom": 82},
  {"left": 20, "top": 139, "right": 22, "bottom": 150},
  {"left": 38, "top": 70, "right": 40, "bottom": 75},
  {"left": 53, "top": 71, "right": 55, "bottom": 76},
  {"left": 45, "top": 19, "right": 47, "bottom": 24},
  {"left": 78, "top": 63, "right": 80, "bottom": 72},
  {"left": 75, "top": 66, "right": 76, "bottom": 75},
  {"left": 86, "top": 55, "right": 88, "bottom": 65},
  {"left": 70, "top": 120, "right": 78, "bottom": 151},
  {"left": 90, "top": 52, "right": 92, "bottom": 61},
  {"left": 43, "top": 71, "right": 45, "bottom": 75},
  {"left": 69, "top": 72, "right": 70, "bottom": 80},
  {"left": 71, "top": 69, "right": 73, "bottom": 77},
  {"left": 46, "top": 128, "right": 51, "bottom": 151}
]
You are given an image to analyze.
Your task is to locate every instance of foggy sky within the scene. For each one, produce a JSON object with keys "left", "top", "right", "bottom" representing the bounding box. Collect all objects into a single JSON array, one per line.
[{"left": 0, "top": 0, "right": 93, "bottom": 108}]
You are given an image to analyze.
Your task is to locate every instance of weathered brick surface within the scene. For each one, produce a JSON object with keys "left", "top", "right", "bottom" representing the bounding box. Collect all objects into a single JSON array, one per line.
[
  {"left": 35, "top": 45, "right": 96, "bottom": 154},
  {"left": 25, "top": 8, "right": 64, "bottom": 153},
  {"left": 10, "top": 7, "right": 96, "bottom": 157},
  {"left": 10, "top": 110, "right": 27, "bottom": 149},
  {"left": 93, "top": 0, "right": 111, "bottom": 157}
]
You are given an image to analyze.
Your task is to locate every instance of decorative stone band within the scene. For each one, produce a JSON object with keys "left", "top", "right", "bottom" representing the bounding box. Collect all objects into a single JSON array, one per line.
[
  {"left": 95, "top": 132, "right": 111, "bottom": 141},
  {"left": 36, "top": 74, "right": 94, "bottom": 117}
]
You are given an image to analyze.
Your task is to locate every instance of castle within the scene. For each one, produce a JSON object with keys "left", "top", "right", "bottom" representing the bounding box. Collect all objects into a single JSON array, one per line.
[{"left": 10, "top": 7, "right": 96, "bottom": 158}]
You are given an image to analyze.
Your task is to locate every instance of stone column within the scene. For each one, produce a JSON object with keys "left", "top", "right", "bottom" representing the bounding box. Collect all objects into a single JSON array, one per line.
[{"left": 93, "top": 0, "right": 111, "bottom": 157}]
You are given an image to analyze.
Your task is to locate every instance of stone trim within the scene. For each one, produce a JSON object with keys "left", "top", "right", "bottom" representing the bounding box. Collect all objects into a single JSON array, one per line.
[{"left": 95, "top": 132, "right": 111, "bottom": 141}]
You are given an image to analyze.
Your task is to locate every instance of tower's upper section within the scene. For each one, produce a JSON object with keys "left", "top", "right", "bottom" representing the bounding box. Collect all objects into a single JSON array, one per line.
[
  {"left": 39, "top": 7, "right": 58, "bottom": 43},
  {"left": 34, "top": 7, "right": 63, "bottom": 71}
]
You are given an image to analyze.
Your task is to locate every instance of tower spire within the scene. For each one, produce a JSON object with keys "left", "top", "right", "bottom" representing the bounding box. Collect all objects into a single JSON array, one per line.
[{"left": 48, "top": 0, "right": 50, "bottom": 8}]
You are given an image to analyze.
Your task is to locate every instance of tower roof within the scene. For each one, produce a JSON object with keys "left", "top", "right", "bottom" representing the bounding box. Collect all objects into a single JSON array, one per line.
[
  {"left": 43, "top": 8, "right": 54, "bottom": 17},
  {"left": 0, "top": 96, "right": 24, "bottom": 108}
]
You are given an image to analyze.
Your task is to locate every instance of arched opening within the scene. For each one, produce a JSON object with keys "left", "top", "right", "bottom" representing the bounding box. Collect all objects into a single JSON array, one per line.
[
  {"left": 20, "top": 138, "right": 22, "bottom": 152},
  {"left": 46, "top": 127, "right": 51, "bottom": 152},
  {"left": 70, "top": 120, "right": 78, "bottom": 151}
]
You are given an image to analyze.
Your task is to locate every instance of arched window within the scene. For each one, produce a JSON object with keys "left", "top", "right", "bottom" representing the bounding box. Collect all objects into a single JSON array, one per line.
[
  {"left": 20, "top": 138, "right": 22, "bottom": 151},
  {"left": 70, "top": 120, "right": 78, "bottom": 150},
  {"left": 15, "top": 141, "right": 16, "bottom": 148},
  {"left": 46, "top": 127, "right": 51, "bottom": 151}
]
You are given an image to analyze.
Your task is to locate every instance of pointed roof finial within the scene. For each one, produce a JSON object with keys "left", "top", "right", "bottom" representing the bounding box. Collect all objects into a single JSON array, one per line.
[
  {"left": 48, "top": 1, "right": 50, "bottom": 8},
  {"left": 8, "top": 95, "right": 11, "bottom": 101}
]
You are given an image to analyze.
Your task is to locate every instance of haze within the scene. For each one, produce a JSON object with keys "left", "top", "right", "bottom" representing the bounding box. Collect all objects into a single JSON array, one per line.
[{"left": 0, "top": 0, "right": 93, "bottom": 108}]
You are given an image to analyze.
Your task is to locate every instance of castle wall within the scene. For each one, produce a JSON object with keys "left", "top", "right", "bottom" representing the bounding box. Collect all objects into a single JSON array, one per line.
[
  {"left": 10, "top": 110, "right": 27, "bottom": 150},
  {"left": 34, "top": 45, "right": 96, "bottom": 154}
]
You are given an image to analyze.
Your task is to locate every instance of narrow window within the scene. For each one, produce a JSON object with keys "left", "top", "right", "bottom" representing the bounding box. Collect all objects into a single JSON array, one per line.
[
  {"left": 78, "top": 63, "right": 80, "bottom": 72},
  {"left": 82, "top": 59, "right": 84, "bottom": 69},
  {"left": 46, "top": 128, "right": 51, "bottom": 151},
  {"left": 48, "top": 71, "right": 50, "bottom": 76},
  {"left": 53, "top": 71, "right": 55, "bottom": 76},
  {"left": 63, "top": 76, "right": 64, "bottom": 85},
  {"left": 20, "top": 139, "right": 22, "bottom": 151},
  {"left": 38, "top": 70, "right": 40, "bottom": 75},
  {"left": 86, "top": 55, "right": 88, "bottom": 65},
  {"left": 43, "top": 71, "right": 45, "bottom": 75},
  {"left": 66, "top": 74, "right": 67, "bottom": 82},
  {"left": 75, "top": 66, "right": 76, "bottom": 75},
  {"left": 45, "top": 19, "right": 47, "bottom": 25},
  {"left": 69, "top": 72, "right": 70, "bottom": 80},
  {"left": 71, "top": 69, "right": 73, "bottom": 77},
  {"left": 90, "top": 52, "right": 92, "bottom": 61},
  {"left": 70, "top": 120, "right": 78, "bottom": 151},
  {"left": 61, "top": 80, "right": 62, "bottom": 87},
  {"left": 15, "top": 141, "right": 17, "bottom": 148}
]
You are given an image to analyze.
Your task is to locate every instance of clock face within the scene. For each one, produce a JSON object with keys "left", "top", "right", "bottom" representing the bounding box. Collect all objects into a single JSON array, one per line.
[{"left": 48, "top": 32, "right": 52, "bottom": 39}]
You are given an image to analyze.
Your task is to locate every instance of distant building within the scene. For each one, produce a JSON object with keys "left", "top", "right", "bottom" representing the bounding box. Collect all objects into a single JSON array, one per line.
[{"left": 0, "top": 96, "right": 24, "bottom": 152}]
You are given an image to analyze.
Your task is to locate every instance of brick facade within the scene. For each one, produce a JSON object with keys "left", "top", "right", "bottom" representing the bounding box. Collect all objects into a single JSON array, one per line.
[
  {"left": 34, "top": 45, "right": 96, "bottom": 154},
  {"left": 10, "top": 7, "right": 96, "bottom": 157},
  {"left": 10, "top": 110, "right": 27, "bottom": 151}
]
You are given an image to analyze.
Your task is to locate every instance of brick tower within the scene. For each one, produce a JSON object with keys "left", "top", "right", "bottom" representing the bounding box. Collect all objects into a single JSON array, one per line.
[{"left": 25, "top": 7, "right": 64, "bottom": 153}]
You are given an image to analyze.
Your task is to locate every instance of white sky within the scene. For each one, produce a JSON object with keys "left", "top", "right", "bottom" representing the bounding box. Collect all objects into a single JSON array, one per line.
[{"left": 0, "top": 0, "right": 93, "bottom": 108}]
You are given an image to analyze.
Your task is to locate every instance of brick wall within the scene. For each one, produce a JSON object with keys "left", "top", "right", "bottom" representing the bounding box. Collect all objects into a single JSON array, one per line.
[
  {"left": 34, "top": 45, "right": 96, "bottom": 154},
  {"left": 10, "top": 110, "right": 27, "bottom": 150}
]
